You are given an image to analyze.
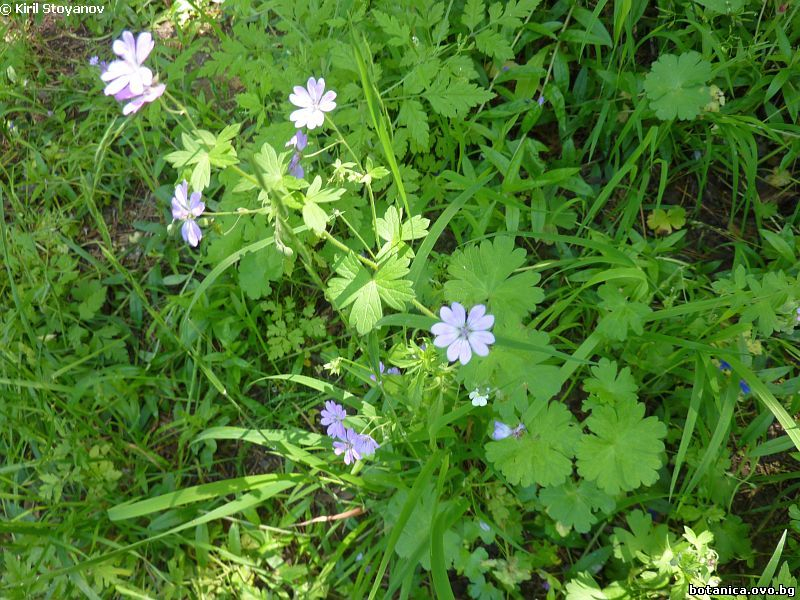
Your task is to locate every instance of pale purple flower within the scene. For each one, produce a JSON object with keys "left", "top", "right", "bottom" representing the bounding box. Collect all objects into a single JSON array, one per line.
[
  {"left": 333, "top": 428, "right": 362, "bottom": 465},
  {"left": 537, "top": 95, "right": 545, "bottom": 106},
  {"left": 355, "top": 433, "right": 379, "bottom": 457},
  {"left": 431, "top": 302, "right": 495, "bottom": 365},
  {"left": 795, "top": 307, "right": 800, "bottom": 323},
  {"left": 89, "top": 55, "right": 99, "bottom": 66},
  {"left": 101, "top": 31, "right": 154, "bottom": 97},
  {"left": 171, "top": 181, "right": 205, "bottom": 247},
  {"left": 491, "top": 421, "right": 525, "bottom": 441},
  {"left": 285, "top": 130, "right": 308, "bottom": 178},
  {"left": 289, "top": 77, "right": 337, "bottom": 130},
  {"left": 285, "top": 130, "right": 308, "bottom": 151},
  {"left": 320, "top": 400, "right": 347, "bottom": 438},
  {"left": 288, "top": 153, "right": 305, "bottom": 179},
  {"left": 369, "top": 361, "right": 400, "bottom": 381},
  {"left": 114, "top": 82, "right": 166, "bottom": 115}
]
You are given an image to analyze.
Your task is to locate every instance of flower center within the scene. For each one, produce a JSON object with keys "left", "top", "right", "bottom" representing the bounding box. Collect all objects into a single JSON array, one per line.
[{"left": 459, "top": 325, "right": 470, "bottom": 338}]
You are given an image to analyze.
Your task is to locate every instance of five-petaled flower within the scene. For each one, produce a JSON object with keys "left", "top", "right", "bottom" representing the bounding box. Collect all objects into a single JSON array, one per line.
[
  {"left": 469, "top": 387, "right": 490, "bottom": 407},
  {"left": 171, "top": 181, "right": 205, "bottom": 247},
  {"left": 431, "top": 302, "right": 495, "bottom": 365},
  {"left": 101, "top": 31, "right": 155, "bottom": 97},
  {"left": 355, "top": 433, "right": 379, "bottom": 457},
  {"left": 332, "top": 428, "right": 362, "bottom": 465},
  {"left": 491, "top": 421, "right": 526, "bottom": 441},
  {"left": 320, "top": 400, "right": 347, "bottom": 439},
  {"left": 289, "top": 77, "right": 337, "bottom": 130}
]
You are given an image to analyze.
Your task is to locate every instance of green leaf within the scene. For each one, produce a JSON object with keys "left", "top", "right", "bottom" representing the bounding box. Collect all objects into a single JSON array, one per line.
[
  {"left": 595, "top": 284, "right": 652, "bottom": 341},
  {"left": 373, "top": 9, "right": 410, "bottom": 45},
  {"left": 164, "top": 127, "right": 239, "bottom": 191},
  {"left": 398, "top": 99, "right": 430, "bottom": 151},
  {"left": 576, "top": 399, "right": 667, "bottom": 494},
  {"left": 564, "top": 573, "right": 606, "bottom": 600},
  {"left": 495, "top": 0, "right": 541, "bottom": 27},
  {"left": 770, "top": 563, "right": 798, "bottom": 598},
  {"left": 191, "top": 155, "right": 211, "bottom": 192},
  {"left": 376, "top": 205, "right": 430, "bottom": 245},
  {"left": 644, "top": 52, "right": 712, "bottom": 121},
  {"left": 611, "top": 510, "right": 671, "bottom": 562},
  {"left": 485, "top": 401, "right": 580, "bottom": 488},
  {"left": 251, "top": 143, "right": 286, "bottom": 193},
  {"left": 646, "top": 206, "right": 686, "bottom": 234},
  {"left": 375, "top": 253, "right": 416, "bottom": 309},
  {"left": 444, "top": 237, "right": 544, "bottom": 324},
  {"left": 462, "top": 325, "right": 561, "bottom": 400},
  {"left": 305, "top": 175, "right": 345, "bottom": 204},
  {"left": 425, "top": 79, "right": 494, "bottom": 118},
  {"left": 238, "top": 246, "right": 283, "bottom": 300},
  {"left": 582, "top": 358, "right": 638, "bottom": 405},
  {"left": 461, "top": 0, "right": 485, "bottom": 30},
  {"left": 475, "top": 29, "right": 514, "bottom": 62},
  {"left": 404, "top": 59, "right": 441, "bottom": 95},
  {"left": 302, "top": 201, "right": 329, "bottom": 235},
  {"left": 73, "top": 280, "right": 107, "bottom": 320},
  {"left": 326, "top": 252, "right": 415, "bottom": 334},
  {"left": 539, "top": 480, "right": 615, "bottom": 534},
  {"left": 693, "top": 0, "right": 747, "bottom": 15}
]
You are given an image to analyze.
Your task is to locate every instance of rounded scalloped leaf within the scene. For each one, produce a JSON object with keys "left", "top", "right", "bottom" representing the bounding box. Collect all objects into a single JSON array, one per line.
[{"left": 643, "top": 52, "right": 712, "bottom": 121}]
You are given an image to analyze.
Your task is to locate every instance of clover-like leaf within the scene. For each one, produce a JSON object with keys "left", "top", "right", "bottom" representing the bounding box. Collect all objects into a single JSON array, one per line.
[
  {"left": 646, "top": 206, "right": 686, "bottom": 235},
  {"left": 576, "top": 399, "right": 667, "bottom": 494},
  {"left": 644, "top": 52, "right": 712, "bottom": 121}
]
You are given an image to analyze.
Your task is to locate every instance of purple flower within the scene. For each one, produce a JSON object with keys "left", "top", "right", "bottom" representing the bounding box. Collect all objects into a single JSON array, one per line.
[
  {"left": 89, "top": 55, "right": 99, "bottom": 66},
  {"left": 718, "top": 359, "right": 732, "bottom": 372},
  {"left": 333, "top": 428, "right": 362, "bottom": 465},
  {"left": 101, "top": 31, "right": 155, "bottom": 97},
  {"left": 288, "top": 152, "right": 305, "bottom": 179},
  {"left": 739, "top": 380, "right": 751, "bottom": 394},
  {"left": 285, "top": 130, "right": 308, "bottom": 151},
  {"left": 369, "top": 361, "right": 400, "bottom": 381},
  {"left": 431, "top": 302, "right": 495, "bottom": 365},
  {"left": 320, "top": 400, "right": 347, "bottom": 438},
  {"left": 355, "top": 433, "right": 379, "bottom": 457},
  {"left": 289, "top": 77, "right": 337, "bottom": 130},
  {"left": 537, "top": 95, "right": 545, "bottom": 106},
  {"left": 491, "top": 421, "right": 525, "bottom": 441},
  {"left": 795, "top": 307, "right": 800, "bottom": 323},
  {"left": 114, "top": 82, "right": 166, "bottom": 115},
  {"left": 171, "top": 181, "right": 205, "bottom": 247}
]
